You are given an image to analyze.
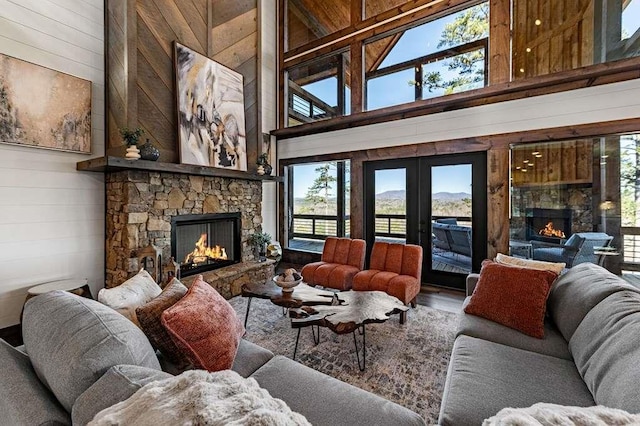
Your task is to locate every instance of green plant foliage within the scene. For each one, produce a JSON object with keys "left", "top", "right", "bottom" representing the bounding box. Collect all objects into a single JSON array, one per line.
[{"left": 119, "top": 127, "right": 144, "bottom": 146}]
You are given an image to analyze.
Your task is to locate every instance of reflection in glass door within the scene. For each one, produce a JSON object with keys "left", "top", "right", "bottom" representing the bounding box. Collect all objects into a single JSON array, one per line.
[{"left": 430, "top": 164, "right": 473, "bottom": 274}]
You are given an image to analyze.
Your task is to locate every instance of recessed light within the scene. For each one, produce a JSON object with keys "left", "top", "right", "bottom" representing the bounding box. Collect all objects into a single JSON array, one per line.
[
  {"left": 519, "top": 68, "right": 525, "bottom": 73},
  {"left": 522, "top": 169, "right": 528, "bottom": 172},
  {"left": 523, "top": 160, "right": 529, "bottom": 163},
  {"left": 516, "top": 166, "right": 521, "bottom": 170},
  {"left": 535, "top": 19, "right": 542, "bottom": 25},
  {"left": 526, "top": 47, "right": 532, "bottom": 53},
  {"left": 535, "top": 154, "right": 542, "bottom": 158},
  {"left": 532, "top": 151, "right": 540, "bottom": 155}
]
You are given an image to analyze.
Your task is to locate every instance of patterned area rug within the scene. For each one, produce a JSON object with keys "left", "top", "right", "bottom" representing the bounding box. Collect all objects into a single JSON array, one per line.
[{"left": 229, "top": 296, "right": 459, "bottom": 425}]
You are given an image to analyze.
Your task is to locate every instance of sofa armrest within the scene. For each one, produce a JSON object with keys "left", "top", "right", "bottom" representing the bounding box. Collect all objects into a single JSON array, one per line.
[{"left": 466, "top": 274, "right": 480, "bottom": 297}]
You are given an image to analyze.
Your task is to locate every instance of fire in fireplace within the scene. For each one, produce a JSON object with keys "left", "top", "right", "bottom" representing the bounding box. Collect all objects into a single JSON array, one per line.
[
  {"left": 525, "top": 208, "right": 573, "bottom": 243},
  {"left": 171, "top": 213, "right": 241, "bottom": 277},
  {"left": 538, "top": 221, "right": 566, "bottom": 239}
]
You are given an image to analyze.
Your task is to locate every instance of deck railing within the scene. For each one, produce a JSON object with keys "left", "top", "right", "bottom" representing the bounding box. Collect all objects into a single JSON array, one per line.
[
  {"left": 291, "top": 213, "right": 471, "bottom": 241},
  {"left": 621, "top": 226, "right": 640, "bottom": 271}
]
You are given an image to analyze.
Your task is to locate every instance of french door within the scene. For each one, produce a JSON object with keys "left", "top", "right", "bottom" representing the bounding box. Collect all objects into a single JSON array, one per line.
[{"left": 364, "top": 153, "right": 487, "bottom": 290}]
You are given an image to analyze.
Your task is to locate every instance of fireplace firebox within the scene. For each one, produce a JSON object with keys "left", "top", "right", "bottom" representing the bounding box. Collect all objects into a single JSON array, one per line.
[
  {"left": 525, "top": 208, "right": 573, "bottom": 243},
  {"left": 171, "top": 213, "right": 241, "bottom": 277}
]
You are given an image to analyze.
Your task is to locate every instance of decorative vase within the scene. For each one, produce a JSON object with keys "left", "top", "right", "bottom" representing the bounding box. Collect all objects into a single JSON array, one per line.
[
  {"left": 257, "top": 165, "right": 265, "bottom": 175},
  {"left": 139, "top": 139, "right": 160, "bottom": 161},
  {"left": 263, "top": 163, "right": 273, "bottom": 176},
  {"left": 125, "top": 145, "right": 141, "bottom": 161}
]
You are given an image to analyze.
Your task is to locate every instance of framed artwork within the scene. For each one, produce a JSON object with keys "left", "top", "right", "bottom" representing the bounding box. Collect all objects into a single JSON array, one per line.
[
  {"left": 175, "top": 42, "right": 247, "bottom": 171},
  {"left": 0, "top": 53, "right": 91, "bottom": 154}
]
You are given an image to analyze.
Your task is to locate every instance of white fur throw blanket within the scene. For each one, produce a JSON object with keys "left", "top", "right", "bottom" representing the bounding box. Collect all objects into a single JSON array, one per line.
[
  {"left": 89, "top": 370, "right": 310, "bottom": 426},
  {"left": 484, "top": 403, "right": 640, "bottom": 425}
]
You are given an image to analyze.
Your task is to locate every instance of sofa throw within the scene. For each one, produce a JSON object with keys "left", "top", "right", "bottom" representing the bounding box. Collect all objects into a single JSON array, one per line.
[
  {"left": 483, "top": 403, "right": 640, "bottom": 425},
  {"left": 88, "top": 369, "right": 310, "bottom": 426}
]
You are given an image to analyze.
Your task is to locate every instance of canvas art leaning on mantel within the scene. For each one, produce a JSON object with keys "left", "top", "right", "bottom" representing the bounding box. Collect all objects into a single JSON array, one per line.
[
  {"left": 0, "top": 53, "right": 91, "bottom": 154},
  {"left": 175, "top": 42, "right": 247, "bottom": 172}
]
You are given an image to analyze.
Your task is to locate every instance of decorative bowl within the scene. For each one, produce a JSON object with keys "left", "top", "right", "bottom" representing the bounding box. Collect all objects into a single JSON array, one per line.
[{"left": 273, "top": 273, "right": 303, "bottom": 293}]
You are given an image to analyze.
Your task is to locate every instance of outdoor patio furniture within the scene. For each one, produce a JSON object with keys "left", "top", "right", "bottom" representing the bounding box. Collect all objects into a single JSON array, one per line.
[{"left": 531, "top": 232, "right": 614, "bottom": 267}]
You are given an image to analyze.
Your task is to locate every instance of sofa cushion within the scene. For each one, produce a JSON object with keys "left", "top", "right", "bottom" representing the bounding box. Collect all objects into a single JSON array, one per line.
[
  {"left": 0, "top": 339, "right": 71, "bottom": 426},
  {"left": 458, "top": 297, "right": 571, "bottom": 360},
  {"left": 71, "top": 365, "right": 172, "bottom": 426},
  {"left": 464, "top": 261, "right": 556, "bottom": 338},
  {"left": 97, "top": 269, "right": 162, "bottom": 325},
  {"left": 438, "top": 336, "right": 595, "bottom": 426},
  {"left": 251, "top": 355, "right": 425, "bottom": 426},
  {"left": 548, "top": 263, "right": 640, "bottom": 341},
  {"left": 569, "top": 291, "right": 640, "bottom": 413},
  {"left": 161, "top": 276, "right": 245, "bottom": 372},
  {"left": 136, "top": 278, "right": 188, "bottom": 364},
  {"left": 22, "top": 291, "right": 160, "bottom": 412},
  {"left": 232, "top": 339, "right": 275, "bottom": 378},
  {"left": 495, "top": 253, "right": 566, "bottom": 274}
]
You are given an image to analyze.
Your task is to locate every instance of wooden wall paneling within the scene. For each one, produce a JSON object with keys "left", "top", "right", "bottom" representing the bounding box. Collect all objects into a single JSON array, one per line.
[
  {"left": 210, "top": 0, "right": 259, "bottom": 173},
  {"left": 107, "top": 0, "right": 138, "bottom": 154},
  {"left": 489, "top": 0, "right": 510, "bottom": 84},
  {"left": 561, "top": 140, "right": 577, "bottom": 181},
  {"left": 488, "top": 147, "right": 510, "bottom": 258},
  {"left": 576, "top": 139, "right": 593, "bottom": 181}
]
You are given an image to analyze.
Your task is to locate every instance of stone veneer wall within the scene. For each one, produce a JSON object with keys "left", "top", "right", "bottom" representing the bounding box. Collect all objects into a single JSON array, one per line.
[{"left": 106, "top": 170, "right": 263, "bottom": 288}]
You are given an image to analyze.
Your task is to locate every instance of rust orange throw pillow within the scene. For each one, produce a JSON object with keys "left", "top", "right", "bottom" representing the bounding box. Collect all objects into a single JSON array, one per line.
[
  {"left": 161, "top": 276, "right": 245, "bottom": 372},
  {"left": 464, "top": 261, "right": 557, "bottom": 339}
]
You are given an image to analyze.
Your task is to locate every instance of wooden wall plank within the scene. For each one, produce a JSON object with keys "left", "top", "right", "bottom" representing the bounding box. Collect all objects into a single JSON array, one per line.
[
  {"left": 211, "top": 8, "right": 258, "bottom": 54},
  {"left": 489, "top": 0, "right": 510, "bottom": 84}
]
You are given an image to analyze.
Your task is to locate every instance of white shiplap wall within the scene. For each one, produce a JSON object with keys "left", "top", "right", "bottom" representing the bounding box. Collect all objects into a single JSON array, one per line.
[
  {"left": 279, "top": 78, "right": 640, "bottom": 159},
  {"left": 0, "top": 0, "right": 105, "bottom": 328},
  {"left": 260, "top": 0, "right": 278, "bottom": 240}
]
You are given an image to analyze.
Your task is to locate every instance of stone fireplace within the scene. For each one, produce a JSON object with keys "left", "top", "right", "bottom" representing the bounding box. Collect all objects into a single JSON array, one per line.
[
  {"left": 105, "top": 170, "right": 266, "bottom": 289},
  {"left": 172, "top": 213, "right": 241, "bottom": 277},
  {"left": 525, "top": 208, "right": 573, "bottom": 243}
]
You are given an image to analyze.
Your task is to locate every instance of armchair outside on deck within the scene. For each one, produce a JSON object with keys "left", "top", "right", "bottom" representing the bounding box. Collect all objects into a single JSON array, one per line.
[
  {"left": 531, "top": 232, "right": 613, "bottom": 268},
  {"left": 301, "top": 237, "right": 367, "bottom": 290}
]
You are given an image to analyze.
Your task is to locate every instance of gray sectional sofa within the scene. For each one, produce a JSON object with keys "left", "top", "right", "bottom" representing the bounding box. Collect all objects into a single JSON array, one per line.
[
  {"left": 438, "top": 262, "right": 640, "bottom": 425},
  {"left": 1, "top": 290, "right": 425, "bottom": 426}
]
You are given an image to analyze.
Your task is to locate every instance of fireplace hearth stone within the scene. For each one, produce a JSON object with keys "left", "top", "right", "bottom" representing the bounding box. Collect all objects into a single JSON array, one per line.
[{"left": 181, "top": 260, "right": 275, "bottom": 299}]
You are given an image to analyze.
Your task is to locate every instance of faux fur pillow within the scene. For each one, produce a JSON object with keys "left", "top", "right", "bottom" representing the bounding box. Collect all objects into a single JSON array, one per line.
[
  {"left": 496, "top": 253, "right": 565, "bottom": 274},
  {"left": 98, "top": 269, "right": 162, "bottom": 326},
  {"left": 464, "top": 261, "right": 557, "bottom": 338},
  {"left": 161, "top": 276, "right": 245, "bottom": 372},
  {"left": 136, "top": 278, "right": 188, "bottom": 364}
]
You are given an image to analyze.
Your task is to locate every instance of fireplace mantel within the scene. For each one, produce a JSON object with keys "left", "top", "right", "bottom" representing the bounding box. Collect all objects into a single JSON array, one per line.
[{"left": 77, "top": 156, "right": 283, "bottom": 182}]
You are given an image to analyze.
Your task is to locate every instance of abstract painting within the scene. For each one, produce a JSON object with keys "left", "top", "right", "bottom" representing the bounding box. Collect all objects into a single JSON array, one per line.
[
  {"left": 0, "top": 53, "right": 91, "bottom": 154},
  {"left": 175, "top": 42, "right": 247, "bottom": 171}
]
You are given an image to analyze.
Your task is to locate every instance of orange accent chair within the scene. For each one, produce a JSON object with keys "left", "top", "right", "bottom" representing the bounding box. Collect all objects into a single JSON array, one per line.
[
  {"left": 352, "top": 242, "right": 423, "bottom": 324},
  {"left": 301, "top": 237, "right": 367, "bottom": 291}
]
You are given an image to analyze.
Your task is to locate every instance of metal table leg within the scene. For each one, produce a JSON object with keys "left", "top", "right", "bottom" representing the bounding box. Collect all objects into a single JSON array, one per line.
[
  {"left": 352, "top": 324, "right": 366, "bottom": 371},
  {"left": 293, "top": 328, "right": 302, "bottom": 360},
  {"left": 311, "top": 325, "right": 320, "bottom": 345},
  {"left": 244, "top": 297, "right": 252, "bottom": 328}
]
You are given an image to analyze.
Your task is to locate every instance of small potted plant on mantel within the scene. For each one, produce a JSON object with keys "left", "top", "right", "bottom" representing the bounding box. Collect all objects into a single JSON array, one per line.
[
  {"left": 119, "top": 127, "right": 144, "bottom": 161},
  {"left": 248, "top": 231, "right": 272, "bottom": 262}
]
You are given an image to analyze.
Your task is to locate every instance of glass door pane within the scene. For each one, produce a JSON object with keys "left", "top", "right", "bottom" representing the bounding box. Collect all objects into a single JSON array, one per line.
[
  {"left": 374, "top": 168, "right": 407, "bottom": 244},
  {"left": 431, "top": 164, "right": 473, "bottom": 274}
]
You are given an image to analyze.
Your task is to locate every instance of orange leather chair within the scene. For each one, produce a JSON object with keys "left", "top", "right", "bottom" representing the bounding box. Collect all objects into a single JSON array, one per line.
[
  {"left": 352, "top": 242, "right": 423, "bottom": 323},
  {"left": 301, "top": 237, "right": 366, "bottom": 290}
]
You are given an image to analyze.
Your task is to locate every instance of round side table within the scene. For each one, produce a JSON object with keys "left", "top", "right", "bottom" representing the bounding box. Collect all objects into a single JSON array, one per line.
[
  {"left": 21, "top": 279, "right": 92, "bottom": 323},
  {"left": 26, "top": 278, "right": 92, "bottom": 301}
]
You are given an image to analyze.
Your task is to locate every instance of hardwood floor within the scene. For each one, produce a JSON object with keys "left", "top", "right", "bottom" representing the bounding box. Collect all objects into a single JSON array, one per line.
[{"left": 417, "top": 285, "right": 465, "bottom": 314}]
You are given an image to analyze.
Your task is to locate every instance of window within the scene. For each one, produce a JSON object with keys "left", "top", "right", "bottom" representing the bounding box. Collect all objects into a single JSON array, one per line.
[
  {"left": 365, "top": 2, "right": 488, "bottom": 110},
  {"left": 509, "top": 133, "right": 640, "bottom": 277},
  {"left": 286, "top": 51, "right": 350, "bottom": 127},
  {"left": 288, "top": 160, "right": 350, "bottom": 252}
]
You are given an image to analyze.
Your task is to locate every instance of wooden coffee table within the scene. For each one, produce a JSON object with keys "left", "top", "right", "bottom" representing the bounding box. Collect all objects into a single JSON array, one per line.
[
  {"left": 289, "top": 290, "right": 408, "bottom": 371},
  {"left": 241, "top": 280, "right": 341, "bottom": 327}
]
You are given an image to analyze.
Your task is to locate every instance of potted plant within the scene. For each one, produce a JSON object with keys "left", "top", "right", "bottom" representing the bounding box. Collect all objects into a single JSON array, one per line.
[
  {"left": 256, "top": 153, "right": 272, "bottom": 176},
  {"left": 248, "top": 231, "right": 272, "bottom": 262},
  {"left": 120, "top": 127, "right": 144, "bottom": 160}
]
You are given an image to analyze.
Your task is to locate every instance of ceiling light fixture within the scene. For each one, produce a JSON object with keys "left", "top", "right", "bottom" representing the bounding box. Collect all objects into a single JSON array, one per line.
[
  {"left": 535, "top": 19, "right": 542, "bottom": 25},
  {"left": 526, "top": 47, "right": 532, "bottom": 53}
]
